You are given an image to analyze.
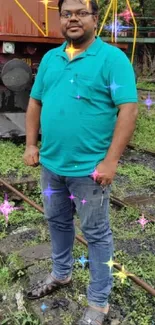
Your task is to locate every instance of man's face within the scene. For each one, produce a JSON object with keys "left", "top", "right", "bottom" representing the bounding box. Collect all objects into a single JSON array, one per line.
[{"left": 59, "top": 0, "right": 98, "bottom": 43}]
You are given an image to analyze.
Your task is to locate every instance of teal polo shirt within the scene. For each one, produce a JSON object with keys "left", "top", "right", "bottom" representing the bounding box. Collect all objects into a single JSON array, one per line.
[{"left": 30, "top": 36, "right": 138, "bottom": 176}]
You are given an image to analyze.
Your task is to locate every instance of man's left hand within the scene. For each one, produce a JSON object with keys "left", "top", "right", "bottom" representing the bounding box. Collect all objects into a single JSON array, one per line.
[{"left": 95, "top": 160, "right": 118, "bottom": 186}]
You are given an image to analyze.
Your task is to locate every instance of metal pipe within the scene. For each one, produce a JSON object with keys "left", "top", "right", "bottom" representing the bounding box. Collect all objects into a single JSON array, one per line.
[{"left": 0, "top": 177, "right": 155, "bottom": 296}]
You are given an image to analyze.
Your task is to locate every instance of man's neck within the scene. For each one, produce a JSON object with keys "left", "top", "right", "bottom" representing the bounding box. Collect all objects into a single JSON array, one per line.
[{"left": 66, "top": 35, "right": 96, "bottom": 53}]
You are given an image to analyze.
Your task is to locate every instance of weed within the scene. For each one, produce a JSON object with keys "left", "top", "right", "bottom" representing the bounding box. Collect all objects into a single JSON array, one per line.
[
  {"left": 1, "top": 310, "right": 41, "bottom": 325},
  {"left": 0, "top": 266, "right": 12, "bottom": 290},
  {"left": 131, "top": 105, "right": 155, "bottom": 151},
  {"left": 117, "top": 163, "right": 155, "bottom": 189},
  {"left": 60, "top": 311, "right": 74, "bottom": 325}
]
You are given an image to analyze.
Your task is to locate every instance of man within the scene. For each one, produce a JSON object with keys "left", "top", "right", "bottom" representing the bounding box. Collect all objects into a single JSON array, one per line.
[{"left": 23, "top": 0, "right": 138, "bottom": 324}]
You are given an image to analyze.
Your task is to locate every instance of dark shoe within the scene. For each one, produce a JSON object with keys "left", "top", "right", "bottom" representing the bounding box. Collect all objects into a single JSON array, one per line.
[
  {"left": 26, "top": 274, "right": 72, "bottom": 300},
  {"left": 77, "top": 306, "right": 109, "bottom": 325}
]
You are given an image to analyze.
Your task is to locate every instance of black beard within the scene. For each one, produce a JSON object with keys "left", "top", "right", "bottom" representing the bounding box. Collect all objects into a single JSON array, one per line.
[{"left": 65, "top": 33, "right": 87, "bottom": 46}]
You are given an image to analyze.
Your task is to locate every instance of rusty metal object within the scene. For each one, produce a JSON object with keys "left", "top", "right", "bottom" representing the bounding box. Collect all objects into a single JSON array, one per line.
[
  {"left": 0, "top": 34, "right": 64, "bottom": 44},
  {"left": 127, "top": 144, "right": 155, "bottom": 157},
  {"left": 0, "top": 0, "right": 62, "bottom": 39},
  {"left": 110, "top": 195, "right": 155, "bottom": 223},
  {"left": 0, "top": 176, "right": 155, "bottom": 296}
]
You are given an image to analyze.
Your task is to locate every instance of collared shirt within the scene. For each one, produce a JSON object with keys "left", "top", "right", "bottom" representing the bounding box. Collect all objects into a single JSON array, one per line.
[{"left": 30, "top": 36, "right": 138, "bottom": 176}]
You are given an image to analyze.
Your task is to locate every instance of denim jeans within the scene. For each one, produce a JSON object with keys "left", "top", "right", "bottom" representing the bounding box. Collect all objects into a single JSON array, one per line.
[{"left": 41, "top": 165, "right": 114, "bottom": 308}]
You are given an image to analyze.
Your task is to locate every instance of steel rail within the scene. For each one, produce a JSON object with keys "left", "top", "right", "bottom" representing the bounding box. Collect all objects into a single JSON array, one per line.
[
  {"left": 0, "top": 177, "right": 155, "bottom": 296},
  {"left": 137, "top": 88, "right": 155, "bottom": 92},
  {"left": 127, "top": 144, "right": 155, "bottom": 157}
]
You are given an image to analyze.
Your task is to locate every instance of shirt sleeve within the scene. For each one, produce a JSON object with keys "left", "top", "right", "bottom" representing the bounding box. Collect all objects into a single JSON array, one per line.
[
  {"left": 108, "top": 50, "right": 138, "bottom": 106},
  {"left": 30, "top": 52, "right": 50, "bottom": 101}
]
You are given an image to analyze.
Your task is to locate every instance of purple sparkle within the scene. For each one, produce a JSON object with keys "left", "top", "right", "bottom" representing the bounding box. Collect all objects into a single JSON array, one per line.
[
  {"left": 43, "top": 184, "right": 61, "bottom": 200},
  {"left": 69, "top": 194, "right": 76, "bottom": 200},
  {"left": 76, "top": 95, "right": 81, "bottom": 99},
  {"left": 81, "top": 199, "right": 87, "bottom": 205},
  {"left": 144, "top": 93, "right": 153, "bottom": 109}
]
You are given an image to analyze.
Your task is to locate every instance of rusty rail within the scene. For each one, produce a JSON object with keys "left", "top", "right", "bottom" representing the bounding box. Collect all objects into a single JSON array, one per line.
[
  {"left": 127, "top": 144, "right": 155, "bottom": 157},
  {"left": 0, "top": 177, "right": 155, "bottom": 296}
]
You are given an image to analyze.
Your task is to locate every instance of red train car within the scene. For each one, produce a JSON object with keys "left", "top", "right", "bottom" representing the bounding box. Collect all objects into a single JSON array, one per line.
[{"left": 0, "top": 0, "right": 64, "bottom": 137}]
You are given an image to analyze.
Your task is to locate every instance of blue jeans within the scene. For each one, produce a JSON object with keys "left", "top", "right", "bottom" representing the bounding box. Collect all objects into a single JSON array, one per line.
[{"left": 41, "top": 165, "right": 114, "bottom": 308}]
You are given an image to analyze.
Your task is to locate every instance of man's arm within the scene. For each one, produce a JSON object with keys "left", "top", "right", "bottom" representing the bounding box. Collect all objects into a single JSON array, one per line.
[
  {"left": 104, "top": 102, "right": 138, "bottom": 164},
  {"left": 96, "top": 103, "right": 138, "bottom": 185},
  {"left": 23, "top": 98, "right": 42, "bottom": 166},
  {"left": 26, "top": 98, "right": 42, "bottom": 147}
]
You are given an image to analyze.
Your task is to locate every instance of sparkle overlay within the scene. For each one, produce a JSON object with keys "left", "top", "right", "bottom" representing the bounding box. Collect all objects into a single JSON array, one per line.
[
  {"left": 84, "top": 0, "right": 91, "bottom": 10},
  {"left": 76, "top": 254, "right": 89, "bottom": 269},
  {"left": 136, "top": 214, "right": 150, "bottom": 229},
  {"left": 103, "top": 257, "right": 119, "bottom": 272},
  {"left": 113, "top": 265, "right": 134, "bottom": 284},
  {"left": 144, "top": 93, "right": 155, "bottom": 110},
  {"left": 0, "top": 194, "right": 21, "bottom": 224},
  {"left": 87, "top": 319, "right": 92, "bottom": 324},
  {"left": 41, "top": 302, "right": 48, "bottom": 313},
  {"left": 40, "top": 0, "right": 52, "bottom": 4},
  {"left": 43, "top": 184, "right": 62, "bottom": 200},
  {"left": 81, "top": 199, "right": 87, "bottom": 205},
  {"left": 91, "top": 169, "right": 99, "bottom": 181},
  {"left": 105, "top": 78, "right": 123, "bottom": 96},
  {"left": 105, "top": 21, "right": 131, "bottom": 33},
  {"left": 118, "top": 9, "right": 135, "bottom": 24},
  {"left": 66, "top": 43, "right": 79, "bottom": 60},
  {"left": 69, "top": 194, "right": 76, "bottom": 200}
]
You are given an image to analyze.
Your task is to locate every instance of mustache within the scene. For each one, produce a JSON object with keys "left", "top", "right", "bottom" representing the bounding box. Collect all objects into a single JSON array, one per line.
[{"left": 67, "top": 25, "right": 82, "bottom": 28}]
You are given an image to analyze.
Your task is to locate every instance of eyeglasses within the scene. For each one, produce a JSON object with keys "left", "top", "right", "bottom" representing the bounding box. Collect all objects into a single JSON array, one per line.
[{"left": 60, "top": 10, "right": 95, "bottom": 19}]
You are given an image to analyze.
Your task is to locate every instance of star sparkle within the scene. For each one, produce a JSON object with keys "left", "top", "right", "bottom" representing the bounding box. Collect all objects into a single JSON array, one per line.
[
  {"left": 84, "top": 0, "right": 91, "bottom": 10},
  {"left": 105, "top": 78, "right": 123, "bottom": 96},
  {"left": 0, "top": 194, "right": 21, "bottom": 224},
  {"left": 136, "top": 214, "right": 150, "bottom": 229},
  {"left": 113, "top": 265, "right": 134, "bottom": 284},
  {"left": 76, "top": 94, "right": 81, "bottom": 99},
  {"left": 41, "top": 302, "right": 48, "bottom": 313},
  {"left": 81, "top": 199, "right": 87, "bottom": 205},
  {"left": 91, "top": 169, "right": 99, "bottom": 181},
  {"left": 105, "top": 21, "right": 131, "bottom": 33},
  {"left": 76, "top": 254, "right": 89, "bottom": 269},
  {"left": 144, "top": 93, "right": 155, "bottom": 110},
  {"left": 103, "top": 257, "right": 119, "bottom": 272},
  {"left": 40, "top": 0, "right": 52, "bottom": 4},
  {"left": 69, "top": 194, "right": 76, "bottom": 200},
  {"left": 43, "top": 184, "right": 61, "bottom": 200},
  {"left": 66, "top": 43, "right": 79, "bottom": 60},
  {"left": 118, "top": 9, "right": 134, "bottom": 24},
  {"left": 87, "top": 319, "right": 92, "bottom": 324}
]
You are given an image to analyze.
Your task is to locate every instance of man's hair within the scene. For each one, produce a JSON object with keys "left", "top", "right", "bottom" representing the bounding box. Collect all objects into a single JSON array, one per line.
[{"left": 58, "top": 0, "right": 99, "bottom": 15}]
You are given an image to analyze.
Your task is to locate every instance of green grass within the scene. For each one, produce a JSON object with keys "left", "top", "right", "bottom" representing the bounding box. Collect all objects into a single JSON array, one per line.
[
  {"left": 0, "top": 104, "right": 155, "bottom": 325},
  {"left": 137, "top": 81, "right": 155, "bottom": 91},
  {"left": 117, "top": 162, "right": 155, "bottom": 188},
  {"left": 131, "top": 104, "right": 155, "bottom": 151},
  {"left": 0, "top": 141, "right": 41, "bottom": 180}
]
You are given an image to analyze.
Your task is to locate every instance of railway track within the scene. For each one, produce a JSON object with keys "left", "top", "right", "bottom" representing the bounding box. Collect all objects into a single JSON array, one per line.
[{"left": 0, "top": 175, "right": 155, "bottom": 297}]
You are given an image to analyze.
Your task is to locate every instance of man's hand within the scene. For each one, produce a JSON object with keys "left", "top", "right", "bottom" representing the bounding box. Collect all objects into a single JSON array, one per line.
[
  {"left": 95, "top": 159, "right": 118, "bottom": 186},
  {"left": 23, "top": 145, "right": 39, "bottom": 167}
]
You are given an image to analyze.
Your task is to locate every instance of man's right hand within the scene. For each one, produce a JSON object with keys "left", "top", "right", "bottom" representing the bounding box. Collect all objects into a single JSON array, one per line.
[{"left": 23, "top": 145, "right": 39, "bottom": 167}]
